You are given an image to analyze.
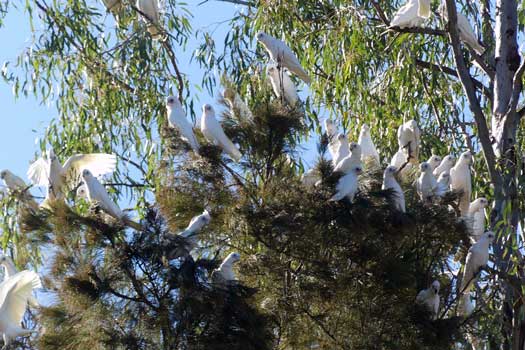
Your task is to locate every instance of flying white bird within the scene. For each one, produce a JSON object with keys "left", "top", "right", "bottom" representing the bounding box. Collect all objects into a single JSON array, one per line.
[
  {"left": 382, "top": 166, "right": 406, "bottom": 212},
  {"left": 427, "top": 155, "right": 442, "bottom": 171},
  {"left": 358, "top": 124, "right": 380, "bottom": 165},
  {"left": 82, "top": 169, "right": 123, "bottom": 220},
  {"left": 333, "top": 143, "right": 362, "bottom": 174},
  {"left": 397, "top": 120, "right": 421, "bottom": 162},
  {"left": 435, "top": 171, "right": 451, "bottom": 198},
  {"left": 256, "top": 32, "right": 310, "bottom": 84},
  {"left": 0, "top": 256, "right": 39, "bottom": 308},
  {"left": 468, "top": 198, "right": 488, "bottom": 243},
  {"left": 177, "top": 209, "right": 211, "bottom": 251},
  {"left": 324, "top": 119, "right": 338, "bottom": 159},
  {"left": 137, "top": 0, "right": 162, "bottom": 39},
  {"left": 0, "top": 170, "right": 38, "bottom": 210},
  {"left": 27, "top": 149, "right": 117, "bottom": 201},
  {"left": 416, "top": 280, "right": 440, "bottom": 320},
  {"left": 390, "top": 0, "right": 431, "bottom": 29},
  {"left": 267, "top": 64, "right": 299, "bottom": 106},
  {"left": 301, "top": 168, "right": 321, "bottom": 188},
  {"left": 330, "top": 165, "right": 362, "bottom": 202},
  {"left": 460, "top": 231, "right": 494, "bottom": 294},
  {"left": 211, "top": 252, "right": 241, "bottom": 285},
  {"left": 450, "top": 151, "right": 473, "bottom": 216},
  {"left": 166, "top": 96, "right": 200, "bottom": 151},
  {"left": 416, "top": 162, "right": 437, "bottom": 202},
  {"left": 433, "top": 154, "right": 455, "bottom": 177},
  {"left": 332, "top": 134, "right": 350, "bottom": 166},
  {"left": 438, "top": 1, "right": 485, "bottom": 55},
  {"left": 0, "top": 270, "right": 41, "bottom": 347},
  {"left": 200, "top": 104, "right": 242, "bottom": 162},
  {"left": 222, "top": 87, "right": 254, "bottom": 120}
]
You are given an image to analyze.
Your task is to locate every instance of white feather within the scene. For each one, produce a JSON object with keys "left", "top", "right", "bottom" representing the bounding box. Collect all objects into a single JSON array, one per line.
[
  {"left": 82, "top": 169, "right": 124, "bottom": 220},
  {"left": 166, "top": 96, "right": 200, "bottom": 151},
  {"left": 200, "top": 104, "right": 242, "bottom": 162},
  {"left": 267, "top": 64, "right": 299, "bottom": 106}
]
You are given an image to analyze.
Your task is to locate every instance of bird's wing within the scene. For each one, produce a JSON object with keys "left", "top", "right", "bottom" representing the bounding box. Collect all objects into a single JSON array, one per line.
[
  {"left": 417, "top": 0, "right": 431, "bottom": 18},
  {"left": 175, "top": 117, "right": 200, "bottom": 151},
  {"left": 9, "top": 174, "right": 28, "bottom": 190},
  {"left": 89, "top": 178, "right": 123, "bottom": 219},
  {"left": 27, "top": 157, "right": 50, "bottom": 187},
  {"left": 390, "top": 2, "right": 416, "bottom": 27},
  {"left": 276, "top": 42, "right": 310, "bottom": 84},
  {"left": 137, "top": 0, "right": 159, "bottom": 23},
  {"left": 0, "top": 271, "right": 41, "bottom": 326},
  {"left": 208, "top": 120, "right": 242, "bottom": 162},
  {"left": 62, "top": 154, "right": 117, "bottom": 184}
]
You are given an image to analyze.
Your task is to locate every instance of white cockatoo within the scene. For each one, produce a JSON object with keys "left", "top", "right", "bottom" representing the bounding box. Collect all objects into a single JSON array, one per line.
[
  {"left": 166, "top": 96, "right": 200, "bottom": 151},
  {"left": 211, "top": 252, "right": 241, "bottom": 284},
  {"left": 301, "top": 168, "right": 321, "bottom": 188},
  {"left": 460, "top": 231, "right": 494, "bottom": 294},
  {"left": 82, "top": 169, "right": 123, "bottom": 220},
  {"left": 397, "top": 120, "right": 421, "bottom": 162},
  {"left": 0, "top": 256, "right": 39, "bottom": 308},
  {"left": 332, "top": 134, "right": 350, "bottom": 166},
  {"left": 267, "top": 64, "right": 299, "bottom": 106},
  {"left": 390, "top": 149, "right": 407, "bottom": 169},
  {"left": 416, "top": 280, "right": 440, "bottom": 320},
  {"left": 450, "top": 151, "right": 473, "bottom": 216},
  {"left": 324, "top": 119, "right": 338, "bottom": 159},
  {"left": 416, "top": 162, "right": 437, "bottom": 202},
  {"left": 0, "top": 170, "right": 38, "bottom": 210},
  {"left": 467, "top": 197, "right": 488, "bottom": 243},
  {"left": 333, "top": 143, "right": 362, "bottom": 174},
  {"left": 358, "top": 124, "right": 380, "bottom": 165},
  {"left": 76, "top": 184, "right": 88, "bottom": 199},
  {"left": 435, "top": 171, "right": 451, "bottom": 198},
  {"left": 0, "top": 270, "right": 41, "bottom": 347},
  {"left": 390, "top": 0, "right": 431, "bottom": 29},
  {"left": 222, "top": 87, "right": 254, "bottom": 120},
  {"left": 427, "top": 155, "right": 442, "bottom": 171},
  {"left": 200, "top": 104, "right": 242, "bottom": 162},
  {"left": 27, "top": 149, "right": 117, "bottom": 201},
  {"left": 137, "top": 0, "right": 161, "bottom": 39},
  {"left": 433, "top": 154, "right": 455, "bottom": 177},
  {"left": 177, "top": 209, "right": 211, "bottom": 251},
  {"left": 330, "top": 165, "right": 362, "bottom": 202},
  {"left": 438, "top": 1, "right": 485, "bottom": 55},
  {"left": 382, "top": 166, "right": 406, "bottom": 212},
  {"left": 256, "top": 32, "right": 310, "bottom": 84}
]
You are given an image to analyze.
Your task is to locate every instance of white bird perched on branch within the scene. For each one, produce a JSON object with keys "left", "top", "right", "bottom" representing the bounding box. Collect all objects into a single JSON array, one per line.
[
  {"left": 267, "top": 64, "right": 299, "bottom": 106},
  {"left": 27, "top": 149, "right": 117, "bottom": 201},
  {"left": 0, "top": 270, "right": 41, "bottom": 347},
  {"left": 222, "top": 87, "right": 254, "bottom": 120},
  {"left": 435, "top": 171, "right": 451, "bottom": 198},
  {"left": 433, "top": 154, "right": 455, "bottom": 177},
  {"left": 467, "top": 198, "right": 488, "bottom": 243},
  {"left": 0, "top": 170, "right": 38, "bottom": 210},
  {"left": 256, "top": 32, "right": 310, "bottom": 84},
  {"left": 324, "top": 119, "right": 338, "bottom": 160},
  {"left": 460, "top": 231, "right": 494, "bottom": 294},
  {"left": 390, "top": 0, "right": 431, "bottom": 29},
  {"left": 332, "top": 134, "right": 350, "bottom": 166},
  {"left": 330, "top": 165, "right": 362, "bottom": 202},
  {"left": 416, "top": 162, "right": 437, "bottom": 203},
  {"left": 82, "top": 169, "right": 124, "bottom": 220},
  {"left": 0, "top": 256, "right": 39, "bottom": 308},
  {"left": 397, "top": 120, "right": 420, "bottom": 162},
  {"left": 415, "top": 280, "right": 440, "bottom": 320},
  {"left": 382, "top": 166, "right": 405, "bottom": 212},
  {"left": 200, "top": 104, "right": 242, "bottom": 162},
  {"left": 438, "top": 1, "right": 485, "bottom": 55},
  {"left": 333, "top": 143, "right": 362, "bottom": 174},
  {"left": 136, "top": 0, "right": 162, "bottom": 40},
  {"left": 450, "top": 151, "right": 473, "bottom": 216},
  {"left": 358, "top": 124, "right": 380, "bottom": 166},
  {"left": 166, "top": 95, "right": 200, "bottom": 152},
  {"left": 177, "top": 209, "right": 211, "bottom": 251},
  {"left": 427, "top": 155, "right": 442, "bottom": 172},
  {"left": 211, "top": 252, "right": 241, "bottom": 285}
]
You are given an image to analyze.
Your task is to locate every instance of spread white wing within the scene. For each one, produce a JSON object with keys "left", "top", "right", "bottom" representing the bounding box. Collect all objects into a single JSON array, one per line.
[
  {"left": 62, "top": 154, "right": 117, "bottom": 185},
  {"left": 0, "top": 271, "right": 41, "bottom": 327},
  {"left": 27, "top": 157, "right": 50, "bottom": 187}
]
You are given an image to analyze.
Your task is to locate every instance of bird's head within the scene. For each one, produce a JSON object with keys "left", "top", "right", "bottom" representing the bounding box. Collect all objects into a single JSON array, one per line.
[
  {"left": 267, "top": 64, "right": 278, "bottom": 75},
  {"left": 474, "top": 197, "right": 488, "bottom": 208},
  {"left": 337, "top": 133, "right": 347, "bottom": 142},
  {"left": 444, "top": 154, "right": 455, "bottom": 164},
  {"left": 227, "top": 252, "right": 241, "bottom": 264},
  {"left": 77, "top": 185, "right": 87, "bottom": 198},
  {"left": 349, "top": 142, "right": 359, "bottom": 151},
  {"left": 431, "top": 280, "right": 440, "bottom": 294},
  {"left": 256, "top": 32, "right": 266, "bottom": 42},
  {"left": 166, "top": 95, "right": 179, "bottom": 108},
  {"left": 385, "top": 165, "right": 397, "bottom": 175},
  {"left": 82, "top": 169, "right": 93, "bottom": 178},
  {"left": 419, "top": 162, "right": 430, "bottom": 172},
  {"left": 484, "top": 231, "right": 495, "bottom": 243},
  {"left": 461, "top": 151, "right": 473, "bottom": 164},
  {"left": 0, "top": 170, "right": 7, "bottom": 180},
  {"left": 430, "top": 155, "right": 442, "bottom": 164},
  {"left": 407, "top": 120, "right": 418, "bottom": 129},
  {"left": 201, "top": 209, "right": 212, "bottom": 224},
  {"left": 354, "top": 165, "right": 363, "bottom": 175},
  {"left": 361, "top": 124, "right": 370, "bottom": 134},
  {"left": 203, "top": 104, "right": 214, "bottom": 114}
]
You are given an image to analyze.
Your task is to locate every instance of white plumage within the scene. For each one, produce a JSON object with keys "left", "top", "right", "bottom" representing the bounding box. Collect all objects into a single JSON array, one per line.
[
  {"left": 397, "top": 120, "right": 420, "bottom": 162},
  {"left": 178, "top": 209, "right": 211, "bottom": 251},
  {"left": 450, "top": 151, "right": 473, "bottom": 216},
  {"left": 427, "top": 155, "right": 442, "bottom": 171},
  {"left": 324, "top": 119, "right": 338, "bottom": 160},
  {"left": 256, "top": 32, "right": 310, "bottom": 84},
  {"left": 222, "top": 88, "right": 254, "bottom": 120},
  {"left": 468, "top": 198, "right": 488, "bottom": 243},
  {"left": 0, "top": 256, "right": 39, "bottom": 309},
  {"left": 332, "top": 134, "right": 350, "bottom": 166},
  {"left": 267, "top": 64, "right": 299, "bottom": 106},
  {"left": 439, "top": 1, "right": 485, "bottom": 55},
  {"left": 433, "top": 154, "right": 455, "bottom": 177},
  {"left": 460, "top": 231, "right": 494, "bottom": 294},
  {"left": 415, "top": 280, "right": 440, "bottom": 320},
  {"left": 382, "top": 166, "right": 405, "bottom": 212},
  {"left": 416, "top": 162, "right": 437, "bottom": 202},
  {"left": 0, "top": 270, "right": 41, "bottom": 346},
  {"left": 82, "top": 169, "right": 124, "bottom": 220},
  {"left": 330, "top": 165, "right": 362, "bottom": 202},
  {"left": 166, "top": 96, "right": 200, "bottom": 151},
  {"left": 27, "top": 149, "right": 117, "bottom": 201},
  {"left": 0, "top": 170, "right": 38, "bottom": 210},
  {"left": 390, "top": 0, "right": 430, "bottom": 29},
  {"left": 358, "top": 124, "right": 380, "bottom": 165},
  {"left": 211, "top": 252, "right": 241, "bottom": 284},
  {"left": 390, "top": 149, "right": 407, "bottom": 169},
  {"left": 435, "top": 171, "right": 451, "bottom": 198},
  {"left": 137, "top": 0, "right": 161, "bottom": 39},
  {"left": 333, "top": 143, "right": 362, "bottom": 174},
  {"left": 200, "top": 104, "right": 242, "bottom": 162}
]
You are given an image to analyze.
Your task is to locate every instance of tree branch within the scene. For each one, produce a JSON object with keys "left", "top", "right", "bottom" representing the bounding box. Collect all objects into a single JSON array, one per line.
[{"left": 198, "top": 0, "right": 254, "bottom": 5}]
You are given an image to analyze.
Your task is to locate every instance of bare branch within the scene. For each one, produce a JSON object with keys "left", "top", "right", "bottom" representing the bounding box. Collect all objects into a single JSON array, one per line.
[{"left": 162, "top": 41, "right": 185, "bottom": 102}]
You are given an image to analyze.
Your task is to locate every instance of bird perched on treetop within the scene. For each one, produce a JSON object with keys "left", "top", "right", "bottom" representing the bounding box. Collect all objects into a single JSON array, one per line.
[
  {"left": 166, "top": 95, "right": 200, "bottom": 152},
  {"left": 416, "top": 280, "right": 440, "bottom": 320},
  {"left": 200, "top": 104, "right": 243, "bottom": 162}
]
